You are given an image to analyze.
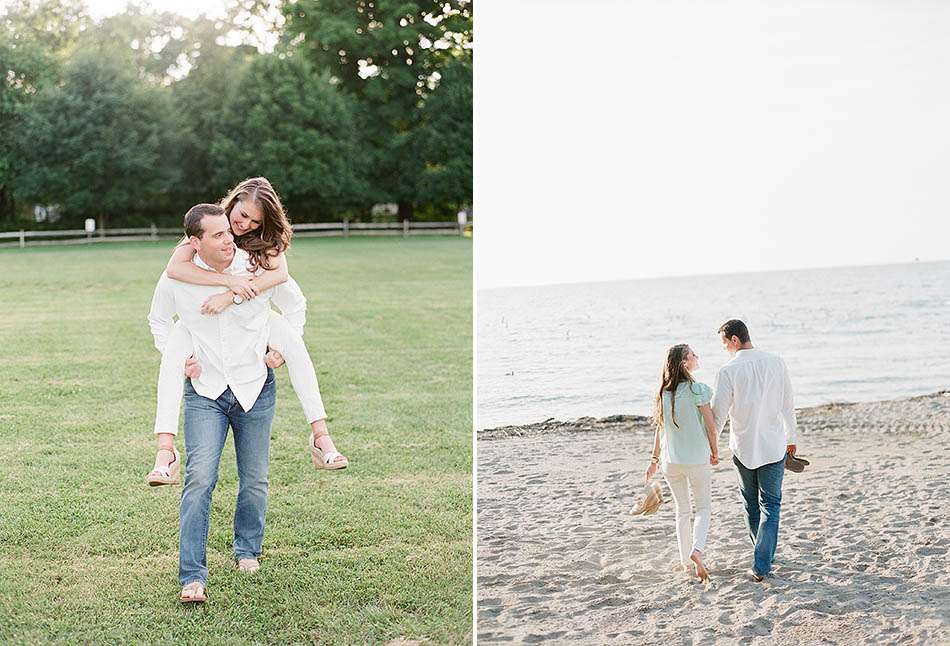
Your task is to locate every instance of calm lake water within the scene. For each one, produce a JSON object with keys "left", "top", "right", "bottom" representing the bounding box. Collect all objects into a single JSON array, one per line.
[{"left": 477, "top": 261, "right": 950, "bottom": 429}]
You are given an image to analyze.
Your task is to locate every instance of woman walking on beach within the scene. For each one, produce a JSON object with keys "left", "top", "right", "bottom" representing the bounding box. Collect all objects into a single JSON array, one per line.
[{"left": 644, "top": 344, "right": 720, "bottom": 582}]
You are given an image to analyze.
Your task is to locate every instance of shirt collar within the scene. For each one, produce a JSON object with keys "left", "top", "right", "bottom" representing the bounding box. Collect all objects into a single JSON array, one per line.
[{"left": 194, "top": 248, "right": 246, "bottom": 274}]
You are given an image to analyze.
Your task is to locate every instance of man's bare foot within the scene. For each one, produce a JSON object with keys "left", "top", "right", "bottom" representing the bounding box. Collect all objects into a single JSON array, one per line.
[
  {"left": 690, "top": 549, "right": 710, "bottom": 582},
  {"left": 237, "top": 557, "right": 260, "bottom": 573}
]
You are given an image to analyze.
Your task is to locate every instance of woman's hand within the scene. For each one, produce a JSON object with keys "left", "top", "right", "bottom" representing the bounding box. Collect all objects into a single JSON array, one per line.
[
  {"left": 264, "top": 350, "right": 285, "bottom": 369},
  {"left": 225, "top": 275, "right": 259, "bottom": 300},
  {"left": 644, "top": 462, "right": 658, "bottom": 482},
  {"left": 183, "top": 356, "right": 201, "bottom": 379},
  {"left": 201, "top": 292, "right": 234, "bottom": 315},
  {"left": 710, "top": 453, "right": 719, "bottom": 466}
]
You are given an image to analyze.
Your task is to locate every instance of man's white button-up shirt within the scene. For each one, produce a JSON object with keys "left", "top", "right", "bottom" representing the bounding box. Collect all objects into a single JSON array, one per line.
[
  {"left": 147, "top": 247, "right": 307, "bottom": 412},
  {"left": 711, "top": 348, "right": 798, "bottom": 469}
]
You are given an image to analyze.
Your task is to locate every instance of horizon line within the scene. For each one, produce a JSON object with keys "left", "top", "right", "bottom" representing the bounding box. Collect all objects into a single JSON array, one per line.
[{"left": 476, "top": 256, "right": 950, "bottom": 293}]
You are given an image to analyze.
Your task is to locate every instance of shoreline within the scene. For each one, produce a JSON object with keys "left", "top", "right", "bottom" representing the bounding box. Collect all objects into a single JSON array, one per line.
[
  {"left": 478, "top": 389, "right": 950, "bottom": 440},
  {"left": 477, "top": 390, "right": 950, "bottom": 644}
]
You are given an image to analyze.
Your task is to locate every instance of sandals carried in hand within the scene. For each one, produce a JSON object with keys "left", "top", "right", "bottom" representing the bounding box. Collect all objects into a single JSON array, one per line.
[
  {"left": 309, "top": 433, "right": 348, "bottom": 470},
  {"left": 146, "top": 448, "right": 181, "bottom": 486},
  {"left": 784, "top": 453, "right": 810, "bottom": 473},
  {"left": 630, "top": 481, "right": 664, "bottom": 516}
]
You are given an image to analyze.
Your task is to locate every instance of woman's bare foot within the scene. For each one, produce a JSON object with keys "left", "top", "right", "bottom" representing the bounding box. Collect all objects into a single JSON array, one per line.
[{"left": 690, "top": 549, "right": 710, "bottom": 582}]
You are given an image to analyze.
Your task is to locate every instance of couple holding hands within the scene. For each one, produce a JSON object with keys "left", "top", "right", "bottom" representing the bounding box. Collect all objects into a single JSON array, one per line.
[{"left": 636, "top": 319, "right": 804, "bottom": 583}]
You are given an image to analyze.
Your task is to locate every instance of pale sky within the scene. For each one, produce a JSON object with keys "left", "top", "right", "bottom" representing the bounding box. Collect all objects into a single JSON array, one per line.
[
  {"left": 476, "top": 1, "right": 950, "bottom": 289},
  {"left": 85, "top": 0, "right": 229, "bottom": 20}
]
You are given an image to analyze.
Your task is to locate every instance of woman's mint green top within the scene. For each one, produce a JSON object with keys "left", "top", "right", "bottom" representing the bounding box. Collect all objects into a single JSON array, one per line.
[{"left": 659, "top": 381, "right": 713, "bottom": 466}]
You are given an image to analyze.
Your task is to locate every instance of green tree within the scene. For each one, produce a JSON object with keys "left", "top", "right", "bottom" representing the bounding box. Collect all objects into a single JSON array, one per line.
[
  {"left": 275, "top": 0, "right": 473, "bottom": 219},
  {"left": 13, "top": 50, "right": 179, "bottom": 228},
  {"left": 78, "top": 4, "right": 210, "bottom": 86},
  {"left": 169, "top": 18, "right": 258, "bottom": 212},
  {"left": 416, "top": 54, "right": 471, "bottom": 211},
  {"left": 209, "top": 53, "right": 370, "bottom": 219},
  {"left": 0, "top": 0, "right": 88, "bottom": 222}
]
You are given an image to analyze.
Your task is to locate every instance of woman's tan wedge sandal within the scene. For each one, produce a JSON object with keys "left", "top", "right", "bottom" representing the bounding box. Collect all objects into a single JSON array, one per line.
[
  {"left": 309, "top": 433, "right": 348, "bottom": 470},
  {"left": 146, "top": 448, "right": 181, "bottom": 486}
]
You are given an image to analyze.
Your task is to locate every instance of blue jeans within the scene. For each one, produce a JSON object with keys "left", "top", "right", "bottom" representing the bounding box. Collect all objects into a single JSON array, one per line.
[
  {"left": 733, "top": 454, "right": 785, "bottom": 577},
  {"left": 179, "top": 371, "right": 276, "bottom": 586}
]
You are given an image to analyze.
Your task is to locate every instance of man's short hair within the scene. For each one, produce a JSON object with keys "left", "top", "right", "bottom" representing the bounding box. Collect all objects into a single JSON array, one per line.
[
  {"left": 184, "top": 203, "right": 226, "bottom": 239},
  {"left": 718, "top": 319, "right": 751, "bottom": 343}
]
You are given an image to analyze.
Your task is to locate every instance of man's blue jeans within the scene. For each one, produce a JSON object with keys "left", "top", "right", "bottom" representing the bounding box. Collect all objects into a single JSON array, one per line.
[
  {"left": 733, "top": 454, "right": 785, "bottom": 577},
  {"left": 179, "top": 371, "right": 276, "bottom": 586}
]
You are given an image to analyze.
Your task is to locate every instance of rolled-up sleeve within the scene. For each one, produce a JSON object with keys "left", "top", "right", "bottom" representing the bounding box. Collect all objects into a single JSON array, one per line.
[
  {"left": 710, "top": 369, "right": 733, "bottom": 436},
  {"left": 147, "top": 273, "right": 176, "bottom": 353},
  {"left": 269, "top": 276, "right": 307, "bottom": 337}
]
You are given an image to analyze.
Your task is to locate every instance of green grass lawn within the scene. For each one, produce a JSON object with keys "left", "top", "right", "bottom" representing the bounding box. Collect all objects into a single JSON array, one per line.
[{"left": 0, "top": 236, "right": 472, "bottom": 644}]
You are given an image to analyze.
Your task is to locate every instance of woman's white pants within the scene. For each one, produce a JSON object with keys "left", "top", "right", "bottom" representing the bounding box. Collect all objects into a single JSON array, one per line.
[
  {"left": 153, "top": 312, "right": 326, "bottom": 435},
  {"left": 661, "top": 462, "right": 712, "bottom": 566}
]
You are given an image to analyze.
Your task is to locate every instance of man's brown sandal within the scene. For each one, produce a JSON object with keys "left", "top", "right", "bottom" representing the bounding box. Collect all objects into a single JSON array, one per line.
[
  {"left": 180, "top": 581, "right": 207, "bottom": 603},
  {"left": 784, "top": 454, "right": 810, "bottom": 473}
]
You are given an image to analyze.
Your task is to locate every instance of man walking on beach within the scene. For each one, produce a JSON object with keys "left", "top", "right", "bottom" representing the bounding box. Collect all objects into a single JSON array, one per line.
[
  {"left": 147, "top": 203, "right": 305, "bottom": 602},
  {"left": 711, "top": 319, "right": 797, "bottom": 582}
]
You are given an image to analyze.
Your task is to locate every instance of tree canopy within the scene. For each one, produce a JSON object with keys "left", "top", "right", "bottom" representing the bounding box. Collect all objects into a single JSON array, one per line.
[{"left": 0, "top": 0, "right": 472, "bottom": 228}]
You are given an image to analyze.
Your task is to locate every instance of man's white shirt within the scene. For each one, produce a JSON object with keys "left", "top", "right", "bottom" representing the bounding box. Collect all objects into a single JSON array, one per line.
[
  {"left": 711, "top": 348, "right": 798, "bottom": 469},
  {"left": 147, "top": 247, "right": 306, "bottom": 412}
]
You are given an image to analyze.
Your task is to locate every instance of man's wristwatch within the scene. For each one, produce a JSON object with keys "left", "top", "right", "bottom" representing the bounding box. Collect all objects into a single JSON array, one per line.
[
  {"left": 650, "top": 455, "right": 660, "bottom": 465},
  {"left": 232, "top": 294, "right": 244, "bottom": 305}
]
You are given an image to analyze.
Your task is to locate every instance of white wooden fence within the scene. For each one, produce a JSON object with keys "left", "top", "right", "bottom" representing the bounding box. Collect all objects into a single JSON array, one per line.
[{"left": 0, "top": 220, "right": 470, "bottom": 248}]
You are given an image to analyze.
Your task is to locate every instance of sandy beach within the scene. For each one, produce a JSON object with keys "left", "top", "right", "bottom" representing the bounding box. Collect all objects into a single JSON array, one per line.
[{"left": 477, "top": 392, "right": 950, "bottom": 644}]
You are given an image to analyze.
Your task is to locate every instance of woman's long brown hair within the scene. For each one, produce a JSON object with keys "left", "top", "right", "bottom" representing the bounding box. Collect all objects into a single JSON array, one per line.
[
  {"left": 220, "top": 177, "right": 292, "bottom": 272},
  {"left": 653, "top": 344, "right": 694, "bottom": 431}
]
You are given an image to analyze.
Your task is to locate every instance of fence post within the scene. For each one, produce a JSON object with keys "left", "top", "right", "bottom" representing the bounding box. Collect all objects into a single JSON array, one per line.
[
  {"left": 343, "top": 219, "right": 349, "bottom": 237},
  {"left": 19, "top": 230, "right": 25, "bottom": 248},
  {"left": 403, "top": 219, "right": 409, "bottom": 237},
  {"left": 150, "top": 223, "right": 157, "bottom": 240}
]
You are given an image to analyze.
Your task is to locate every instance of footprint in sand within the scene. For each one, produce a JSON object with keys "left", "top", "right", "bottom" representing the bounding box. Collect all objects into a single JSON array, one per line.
[
  {"left": 590, "top": 596, "right": 628, "bottom": 610},
  {"left": 916, "top": 547, "right": 944, "bottom": 556},
  {"left": 478, "top": 607, "right": 502, "bottom": 621},
  {"left": 523, "top": 632, "right": 566, "bottom": 643},
  {"left": 743, "top": 618, "right": 773, "bottom": 637}
]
